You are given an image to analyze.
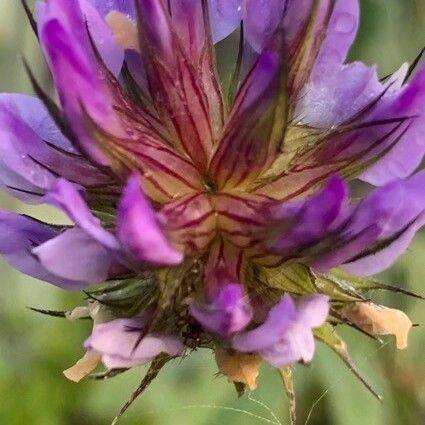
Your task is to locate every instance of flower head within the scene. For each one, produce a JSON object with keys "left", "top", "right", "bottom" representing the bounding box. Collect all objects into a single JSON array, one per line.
[{"left": 1, "top": 0, "right": 425, "bottom": 421}]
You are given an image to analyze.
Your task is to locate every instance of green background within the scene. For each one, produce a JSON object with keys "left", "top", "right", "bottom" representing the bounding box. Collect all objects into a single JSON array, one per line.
[{"left": 0, "top": 1, "right": 424, "bottom": 424}]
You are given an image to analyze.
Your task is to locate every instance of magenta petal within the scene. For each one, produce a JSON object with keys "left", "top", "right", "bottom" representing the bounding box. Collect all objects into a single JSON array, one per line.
[
  {"left": 136, "top": 0, "right": 174, "bottom": 60},
  {"left": 33, "top": 227, "right": 115, "bottom": 283},
  {"left": 86, "top": 318, "right": 184, "bottom": 368},
  {"left": 190, "top": 284, "right": 253, "bottom": 336},
  {"left": 117, "top": 175, "right": 183, "bottom": 266}
]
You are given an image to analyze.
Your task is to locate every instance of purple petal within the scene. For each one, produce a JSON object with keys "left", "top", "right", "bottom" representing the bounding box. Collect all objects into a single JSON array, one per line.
[
  {"left": 117, "top": 175, "right": 183, "bottom": 266},
  {"left": 0, "top": 211, "right": 87, "bottom": 289},
  {"left": 343, "top": 212, "right": 425, "bottom": 276},
  {"left": 209, "top": 0, "right": 241, "bottom": 43},
  {"left": 190, "top": 284, "right": 253, "bottom": 336},
  {"left": 44, "top": 179, "right": 119, "bottom": 250},
  {"left": 233, "top": 294, "right": 297, "bottom": 352},
  {"left": 0, "top": 93, "right": 73, "bottom": 150},
  {"left": 295, "top": 295, "right": 330, "bottom": 328},
  {"left": 0, "top": 103, "right": 57, "bottom": 199},
  {"left": 314, "top": 0, "right": 359, "bottom": 68},
  {"left": 0, "top": 94, "right": 109, "bottom": 202},
  {"left": 272, "top": 176, "right": 348, "bottom": 254},
  {"left": 79, "top": 0, "right": 125, "bottom": 76},
  {"left": 0, "top": 164, "right": 44, "bottom": 203},
  {"left": 298, "top": 61, "right": 382, "bottom": 128},
  {"left": 261, "top": 323, "right": 316, "bottom": 368},
  {"left": 362, "top": 65, "right": 425, "bottom": 185},
  {"left": 37, "top": 0, "right": 124, "bottom": 165},
  {"left": 209, "top": 38, "right": 285, "bottom": 184},
  {"left": 86, "top": 318, "right": 184, "bottom": 368},
  {"left": 234, "top": 294, "right": 327, "bottom": 368},
  {"left": 89, "top": 0, "right": 135, "bottom": 17},
  {"left": 33, "top": 227, "right": 116, "bottom": 283},
  {"left": 245, "top": 0, "right": 286, "bottom": 52},
  {"left": 314, "top": 171, "right": 425, "bottom": 272}
]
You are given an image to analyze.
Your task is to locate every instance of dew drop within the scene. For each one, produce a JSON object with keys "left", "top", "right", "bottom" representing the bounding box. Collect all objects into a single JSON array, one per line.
[{"left": 334, "top": 13, "right": 356, "bottom": 34}]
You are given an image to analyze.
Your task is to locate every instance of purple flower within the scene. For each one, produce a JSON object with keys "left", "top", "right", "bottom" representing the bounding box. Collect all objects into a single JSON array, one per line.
[
  {"left": 85, "top": 318, "right": 184, "bottom": 369},
  {"left": 190, "top": 284, "right": 253, "bottom": 336},
  {"left": 233, "top": 294, "right": 329, "bottom": 368},
  {"left": 1, "top": 0, "right": 424, "bottom": 417}
]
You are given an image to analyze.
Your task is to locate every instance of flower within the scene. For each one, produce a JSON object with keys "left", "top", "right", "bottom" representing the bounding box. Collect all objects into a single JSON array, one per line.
[
  {"left": 190, "top": 283, "right": 253, "bottom": 336},
  {"left": 85, "top": 318, "right": 185, "bottom": 369},
  {"left": 233, "top": 294, "right": 329, "bottom": 368},
  {"left": 1, "top": 0, "right": 424, "bottom": 421}
]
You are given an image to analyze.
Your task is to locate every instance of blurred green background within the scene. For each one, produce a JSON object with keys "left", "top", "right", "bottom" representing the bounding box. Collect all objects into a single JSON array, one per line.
[{"left": 0, "top": 1, "right": 424, "bottom": 424}]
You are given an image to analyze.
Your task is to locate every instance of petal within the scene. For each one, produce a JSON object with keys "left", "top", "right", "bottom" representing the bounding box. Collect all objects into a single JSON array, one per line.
[
  {"left": 33, "top": 227, "right": 116, "bottom": 283},
  {"left": 89, "top": 0, "right": 135, "bottom": 17},
  {"left": 362, "top": 65, "right": 425, "bottom": 185},
  {"left": 86, "top": 318, "right": 184, "bottom": 368},
  {"left": 209, "top": 0, "right": 241, "bottom": 43},
  {"left": 63, "top": 350, "right": 101, "bottom": 382},
  {"left": 0, "top": 93, "right": 73, "bottom": 151},
  {"left": 136, "top": 0, "right": 222, "bottom": 170},
  {"left": 261, "top": 323, "right": 316, "bottom": 368},
  {"left": 298, "top": 61, "right": 382, "bottom": 128},
  {"left": 233, "top": 294, "right": 297, "bottom": 352},
  {"left": 343, "top": 213, "right": 425, "bottom": 276},
  {"left": 0, "top": 106, "right": 57, "bottom": 199},
  {"left": 79, "top": 0, "right": 125, "bottom": 76},
  {"left": 340, "top": 302, "right": 412, "bottom": 350},
  {"left": 159, "top": 193, "right": 216, "bottom": 255},
  {"left": 295, "top": 295, "right": 330, "bottom": 328},
  {"left": 37, "top": 0, "right": 124, "bottom": 165},
  {"left": 44, "top": 179, "right": 119, "bottom": 250},
  {"left": 190, "top": 284, "right": 253, "bottom": 336},
  {"left": 271, "top": 176, "right": 348, "bottom": 255},
  {"left": 245, "top": 0, "right": 286, "bottom": 51},
  {"left": 313, "top": 171, "right": 425, "bottom": 272},
  {"left": 314, "top": 0, "right": 359, "bottom": 67},
  {"left": 117, "top": 175, "right": 184, "bottom": 266},
  {"left": 209, "top": 33, "right": 287, "bottom": 187},
  {"left": 0, "top": 211, "right": 87, "bottom": 289},
  {"left": 169, "top": 0, "right": 206, "bottom": 58},
  {"left": 0, "top": 94, "right": 109, "bottom": 202}
]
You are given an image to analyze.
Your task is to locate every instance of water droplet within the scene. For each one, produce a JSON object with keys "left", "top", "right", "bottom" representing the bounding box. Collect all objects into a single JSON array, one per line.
[{"left": 334, "top": 13, "right": 356, "bottom": 34}]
